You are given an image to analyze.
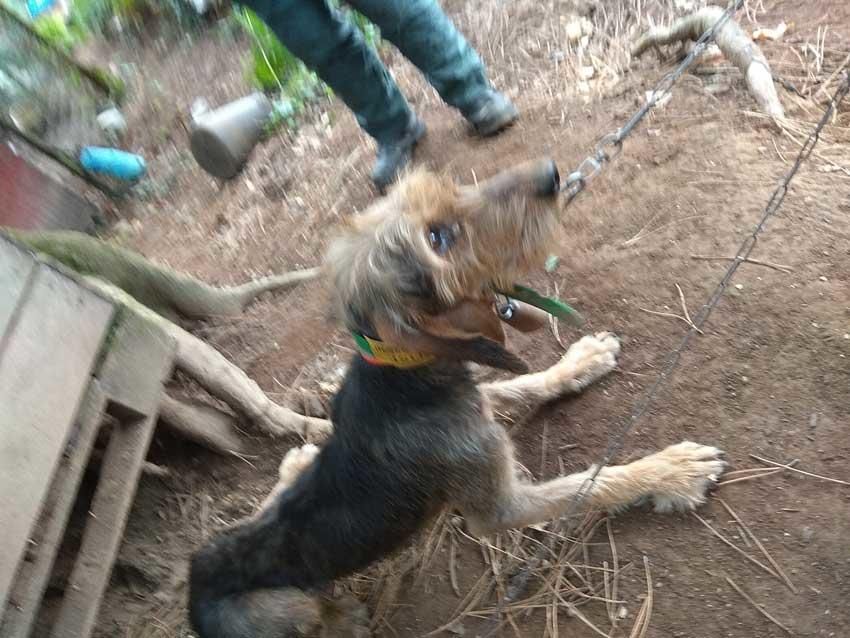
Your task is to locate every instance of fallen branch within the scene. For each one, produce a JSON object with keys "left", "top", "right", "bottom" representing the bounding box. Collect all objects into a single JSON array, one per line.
[
  {"left": 633, "top": 5, "right": 785, "bottom": 118},
  {"left": 690, "top": 254, "right": 793, "bottom": 273}
]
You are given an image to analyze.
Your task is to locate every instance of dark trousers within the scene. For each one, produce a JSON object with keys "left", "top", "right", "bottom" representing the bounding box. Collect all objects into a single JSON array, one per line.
[{"left": 239, "top": 0, "right": 492, "bottom": 144}]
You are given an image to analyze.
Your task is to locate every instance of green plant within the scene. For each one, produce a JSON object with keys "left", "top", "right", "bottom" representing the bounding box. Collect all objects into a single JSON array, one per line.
[
  {"left": 233, "top": 5, "right": 379, "bottom": 133},
  {"left": 33, "top": 12, "right": 79, "bottom": 49},
  {"left": 234, "top": 8, "right": 320, "bottom": 98}
]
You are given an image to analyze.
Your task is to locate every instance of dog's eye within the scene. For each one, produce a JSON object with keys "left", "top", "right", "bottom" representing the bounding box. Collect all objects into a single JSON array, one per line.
[{"left": 428, "top": 224, "right": 458, "bottom": 255}]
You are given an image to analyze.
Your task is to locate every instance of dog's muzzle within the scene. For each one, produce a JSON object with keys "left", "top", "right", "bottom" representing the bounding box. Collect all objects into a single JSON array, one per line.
[{"left": 535, "top": 160, "right": 560, "bottom": 197}]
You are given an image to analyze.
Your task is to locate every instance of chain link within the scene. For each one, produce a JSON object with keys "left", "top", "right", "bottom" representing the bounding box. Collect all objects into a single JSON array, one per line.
[{"left": 561, "top": 0, "right": 742, "bottom": 202}]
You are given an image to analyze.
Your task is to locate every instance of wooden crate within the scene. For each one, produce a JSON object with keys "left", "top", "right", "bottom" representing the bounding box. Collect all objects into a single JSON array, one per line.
[{"left": 0, "top": 235, "right": 175, "bottom": 638}]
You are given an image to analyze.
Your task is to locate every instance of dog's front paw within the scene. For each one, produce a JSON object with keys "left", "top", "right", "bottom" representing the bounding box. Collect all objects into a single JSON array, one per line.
[
  {"left": 644, "top": 441, "right": 726, "bottom": 512},
  {"left": 278, "top": 443, "right": 320, "bottom": 486},
  {"left": 556, "top": 332, "right": 621, "bottom": 391}
]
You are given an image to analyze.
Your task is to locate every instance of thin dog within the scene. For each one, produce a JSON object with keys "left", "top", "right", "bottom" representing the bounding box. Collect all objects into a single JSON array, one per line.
[{"left": 189, "top": 159, "right": 726, "bottom": 637}]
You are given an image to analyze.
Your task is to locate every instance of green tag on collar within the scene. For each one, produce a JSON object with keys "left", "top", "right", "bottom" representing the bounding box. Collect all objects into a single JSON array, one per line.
[
  {"left": 351, "top": 331, "right": 435, "bottom": 368},
  {"left": 499, "top": 284, "right": 584, "bottom": 327}
]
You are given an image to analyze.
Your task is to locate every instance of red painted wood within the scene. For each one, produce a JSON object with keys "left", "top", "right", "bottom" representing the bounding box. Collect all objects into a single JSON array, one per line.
[{"left": 0, "top": 141, "right": 96, "bottom": 232}]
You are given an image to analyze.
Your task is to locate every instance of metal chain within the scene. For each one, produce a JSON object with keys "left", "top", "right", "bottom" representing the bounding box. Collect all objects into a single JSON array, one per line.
[
  {"left": 561, "top": 0, "right": 743, "bottom": 203},
  {"left": 505, "top": 59, "right": 850, "bottom": 617},
  {"left": 570, "top": 68, "right": 850, "bottom": 515}
]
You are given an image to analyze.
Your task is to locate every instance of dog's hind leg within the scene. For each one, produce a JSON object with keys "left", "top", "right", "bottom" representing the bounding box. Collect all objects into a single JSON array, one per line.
[
  {"left": 480, "top": 332, "right": 620, "bottom": 413},
  {"left": 251, "top": 444, "right": 321, "bottom": 518},
  {"left": 191, "top": 441, "right": 371, "bottom": 638},
  {"left": 457, "top": 440, "right": 725, "bottom": 537}
]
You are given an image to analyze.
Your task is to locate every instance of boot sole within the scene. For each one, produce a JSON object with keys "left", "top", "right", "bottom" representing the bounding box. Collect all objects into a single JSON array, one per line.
[{"left": 472, "top": 110, "right": 519, "bottom": 137}]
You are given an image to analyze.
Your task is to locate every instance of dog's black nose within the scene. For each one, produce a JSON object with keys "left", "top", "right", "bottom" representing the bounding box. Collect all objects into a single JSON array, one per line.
[{"left": 535, "top": 160, "right": 560, "bottom": 197}]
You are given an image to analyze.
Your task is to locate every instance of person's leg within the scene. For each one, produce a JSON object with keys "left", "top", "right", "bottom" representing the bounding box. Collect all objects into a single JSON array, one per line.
[
  {"left": 349, "top": 0, "right": 517, "bottom": 135},
  {"left": 239, "top": 0, "right": 424, "bottom": 188}
]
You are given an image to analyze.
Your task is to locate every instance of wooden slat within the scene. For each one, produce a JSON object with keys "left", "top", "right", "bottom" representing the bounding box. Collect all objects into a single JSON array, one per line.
[
  {"left": 0, "top": 263, "right": 113, "bottom": 613},
  {"left": 50, "top": 314, "right": 174, "bottom": 638},
  {"left": 0, "top": 382, "right": 108, "bottom": 638},
  {"left": 0, "top": 236, "right": 36, "bottom": 343}
]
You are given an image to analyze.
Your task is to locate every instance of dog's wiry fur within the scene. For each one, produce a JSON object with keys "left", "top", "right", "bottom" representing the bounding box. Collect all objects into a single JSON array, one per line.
[{"left": 189, "top": 161, "right": 726, "bottom": 637}]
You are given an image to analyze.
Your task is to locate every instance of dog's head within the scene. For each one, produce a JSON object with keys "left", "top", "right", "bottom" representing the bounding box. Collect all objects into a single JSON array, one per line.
[{"left": 326, "top": 159, "right": 561, "bottom": 374}]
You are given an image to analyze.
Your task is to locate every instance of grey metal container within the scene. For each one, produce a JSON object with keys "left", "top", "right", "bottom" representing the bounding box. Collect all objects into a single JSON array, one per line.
[{"left": 189, "top": 93, "right": 272, "bottom": 180}]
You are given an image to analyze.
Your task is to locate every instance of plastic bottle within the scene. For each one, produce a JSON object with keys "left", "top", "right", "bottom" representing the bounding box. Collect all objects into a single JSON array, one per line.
[{"left": 79, "top": 147, "right": 146, "bottom": 181}]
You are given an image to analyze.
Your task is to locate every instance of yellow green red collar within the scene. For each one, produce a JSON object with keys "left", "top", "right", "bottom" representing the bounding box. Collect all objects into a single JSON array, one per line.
[{"left": 351, "top": 332, "right": 435, "bottom": 368}]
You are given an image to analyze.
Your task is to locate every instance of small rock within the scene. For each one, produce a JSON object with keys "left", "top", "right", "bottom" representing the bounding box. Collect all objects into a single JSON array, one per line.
[
  {"left": 734, "top": 283, "right": 744, "bottom": 290},
  {"left": 819, "top": 275, "right": 828, "bottom": 282},
  {"left": 579, "top": 65, "right": 595, "bottom": 80},
  {"left": 801, "top": 527, "right": 814, "bottom": 543},
  {"left": 563, "top": 15, "right": 593, "bottom": 43},
  {"left": 96, "top": 107, "right": 127, "bottom": 141}
]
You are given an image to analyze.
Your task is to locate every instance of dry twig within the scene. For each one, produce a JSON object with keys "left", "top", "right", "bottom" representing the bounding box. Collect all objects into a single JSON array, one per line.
[
  {"left": 639, "top": 307, "right": 704, "bottom": 334},
  {"left": 690, "top": 254, "right": 793, "bottom": 272},
  {"left": 691, "top": 512, "right": 779, "bottom": 578},
  {"left": 749, "top": 454, "right": 850, "bottom": 486},
  {"left": 715, "top": 497, "right": 796, "bottom": 592},
  {"left": 724, "top": 575, "right": 793, "bottom": 634}
]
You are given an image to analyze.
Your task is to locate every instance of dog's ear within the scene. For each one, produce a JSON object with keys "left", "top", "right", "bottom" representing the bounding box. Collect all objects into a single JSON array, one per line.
[{"left": 375, "top": 299, "right": 529, "bottom": 374}]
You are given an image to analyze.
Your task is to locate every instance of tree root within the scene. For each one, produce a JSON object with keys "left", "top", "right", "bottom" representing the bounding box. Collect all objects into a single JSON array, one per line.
[
  {"left": 7, "top": 229, "right": 320, "bottom": 319},
  {"left": 158, "top": 394, "right": 247, "bottom": 454},
  {"left": 83, "top": 277, "right": 333, "bottom": 443},
  {"left": 633, "top": 5, "right": 784, "bottom": 118},
  {"left": 5, "top": 228, "right": 331, "bottom": 452}
]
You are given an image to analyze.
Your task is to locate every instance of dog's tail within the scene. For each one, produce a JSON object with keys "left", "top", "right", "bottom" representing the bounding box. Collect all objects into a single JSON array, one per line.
[
  {"left": 188, "top": 523, "right": 370, "bottom": 638},
  {"left": 189, "top": 583, "right": 370, "bottom": 638},
  {"left": 187, "top": 510, "right": 324, "bottom": 637},
  {"left": 189, "top": 584, "right": 325, "bottom": 638}
]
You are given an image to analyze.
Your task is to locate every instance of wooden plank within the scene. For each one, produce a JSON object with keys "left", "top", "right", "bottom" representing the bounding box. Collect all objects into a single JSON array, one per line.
[
  {"left": 0, "top": 236, "right": 36, "bottom": 343},
  {"left": 50, "top": 314, "right": 174, "bottom": 638},
  {"left": 98, "top": 316, "right": 176, "bottom": 418},
  {"left": 0, "top": 382, "right": 108, "bottom": 638},
  {"left": 0, "top": 264, "right": 113, "bottom": 614}
]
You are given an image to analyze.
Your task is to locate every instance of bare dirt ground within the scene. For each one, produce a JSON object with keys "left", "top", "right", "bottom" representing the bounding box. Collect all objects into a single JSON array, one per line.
[{"left": 73, "top": 1, "right": 850, "bottom": 636}]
